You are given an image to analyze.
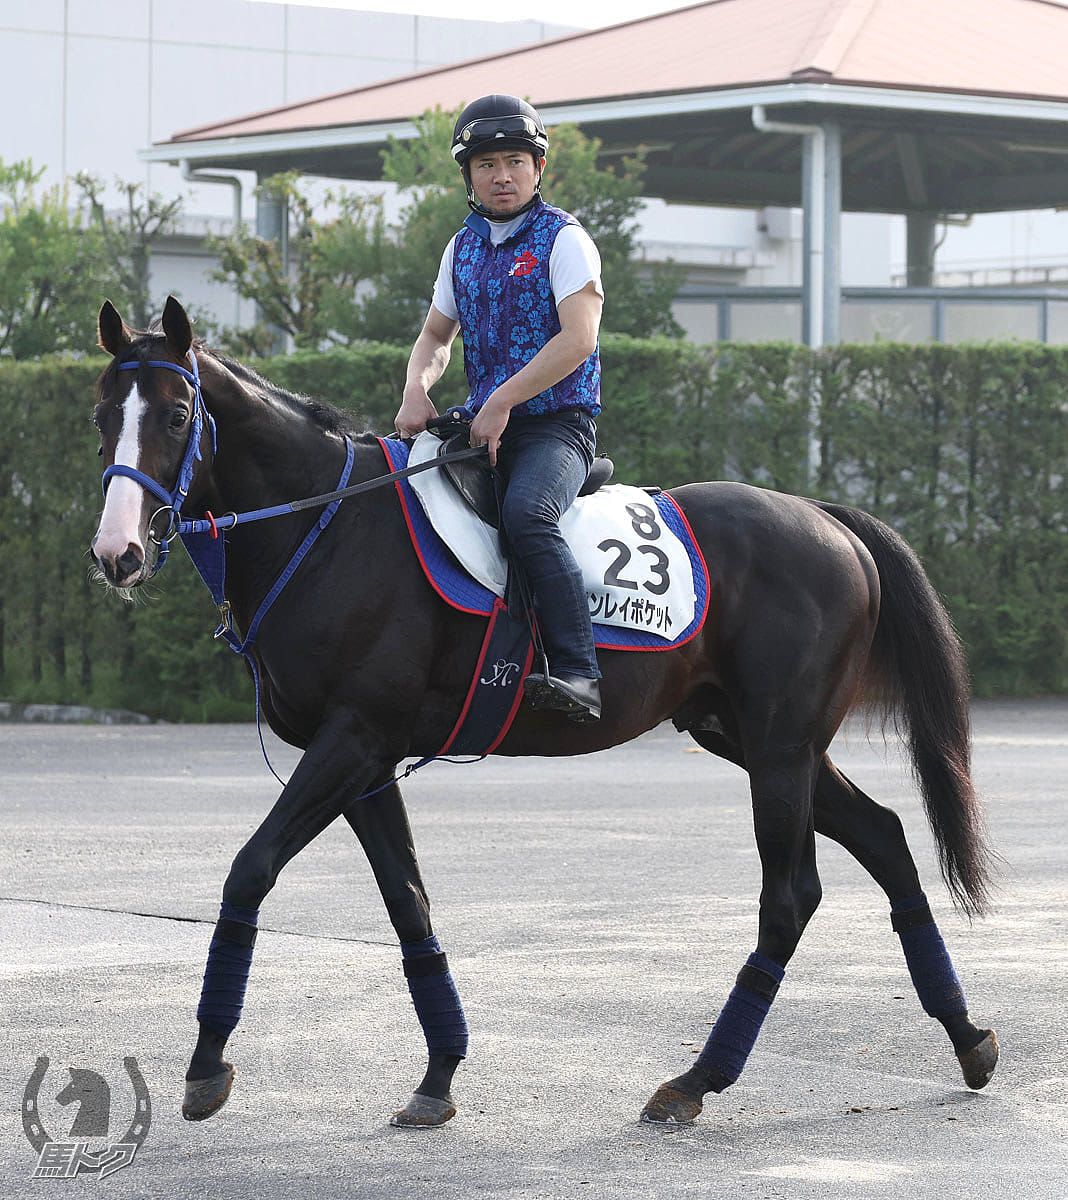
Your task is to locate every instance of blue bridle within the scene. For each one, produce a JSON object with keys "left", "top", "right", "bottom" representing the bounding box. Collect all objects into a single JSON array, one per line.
[
  {"left": 96, "top": 353, "right": 485, "bottom": 789},
  {"left": 101, "top": 351, "right": 217, "bottom": 575}
]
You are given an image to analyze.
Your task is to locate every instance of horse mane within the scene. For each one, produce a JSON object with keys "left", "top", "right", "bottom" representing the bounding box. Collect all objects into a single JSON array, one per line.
[
  {"left": 212, "top": 350, "right": 366, "bottom": 439},
  {"left": 101, "top": 331, "right": 377, "bottom": 443}
]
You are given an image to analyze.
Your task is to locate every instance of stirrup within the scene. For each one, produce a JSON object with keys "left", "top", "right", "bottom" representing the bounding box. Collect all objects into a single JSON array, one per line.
[{"left": 524, "top": 672, "right": 601, "bottom": 722}]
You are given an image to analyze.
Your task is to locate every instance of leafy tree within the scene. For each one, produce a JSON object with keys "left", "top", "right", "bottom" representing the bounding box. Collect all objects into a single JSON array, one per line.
[
  {"left": 0, "top": 161, "right": 183, "bottom": 357},
  {"left": 209, "top": 106, "right": 684, "bottom": 352},
  {"left": 530, "top": 120, "right": 685, "bottom": 339},
  {"left": 0, "top": 160, "right": 117, "bottom": 359},
  {"left": 75, "top": 173, "right": 183, "bottom": 331},
  {"left": 208, "top": 172, "right": 392, "bottom": 354}
]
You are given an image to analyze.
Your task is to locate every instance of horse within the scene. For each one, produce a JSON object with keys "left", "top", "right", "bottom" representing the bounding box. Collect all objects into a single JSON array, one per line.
[{"left": 88, "top": 296, "right": 998, "bottom": 1129}]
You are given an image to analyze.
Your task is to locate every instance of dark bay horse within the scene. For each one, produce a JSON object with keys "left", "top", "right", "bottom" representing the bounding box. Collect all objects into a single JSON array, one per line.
[{"left": 89, "top": 297, "right": 997, "bottom": 1129}]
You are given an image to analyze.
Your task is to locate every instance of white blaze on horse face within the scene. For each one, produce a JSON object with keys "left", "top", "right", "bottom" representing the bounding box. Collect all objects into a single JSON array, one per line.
[{"left": 94, "top": 383, "right": 149, "bottom": 564}]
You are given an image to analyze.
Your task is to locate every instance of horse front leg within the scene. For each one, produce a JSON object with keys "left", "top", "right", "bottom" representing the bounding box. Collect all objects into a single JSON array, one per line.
[
  {"left": 642, "top": 745, "right": 822, "bottom": 1123},
  {"left": 182, "top": 714, "right": 392, "bottom": 1122},
  {"left": 343, "top": 780, "right": 468, "bottom": 1128}
]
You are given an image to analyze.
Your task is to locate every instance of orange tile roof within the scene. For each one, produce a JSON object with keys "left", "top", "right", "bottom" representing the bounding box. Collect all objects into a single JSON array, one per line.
[{"left": 168, "top": 0, "right": 1068, "bottom": 143}]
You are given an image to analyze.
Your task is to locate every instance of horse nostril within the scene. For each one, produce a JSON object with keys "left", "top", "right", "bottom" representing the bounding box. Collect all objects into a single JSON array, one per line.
[
  {"left": 99, "top": 545, "right": 145, "bottom": 586},
  {"left": 116, "top": 548, "right": 143, "bottom": 576}
]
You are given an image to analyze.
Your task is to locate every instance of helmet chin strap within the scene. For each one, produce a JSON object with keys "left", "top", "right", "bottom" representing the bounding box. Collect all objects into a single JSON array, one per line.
[{"left": 464, "top": 168, "right": 543, "bottom": 222}]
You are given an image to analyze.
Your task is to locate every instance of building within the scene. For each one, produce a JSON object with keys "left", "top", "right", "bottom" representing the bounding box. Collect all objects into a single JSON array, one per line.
[{"left": 5, "top": 0, "right": 1068, "bottom": 342}]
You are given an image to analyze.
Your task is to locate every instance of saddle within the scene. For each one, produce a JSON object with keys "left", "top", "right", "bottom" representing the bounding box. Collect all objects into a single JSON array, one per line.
[{"left": 425, "top": 407, "right": 614, "bottom": 528}]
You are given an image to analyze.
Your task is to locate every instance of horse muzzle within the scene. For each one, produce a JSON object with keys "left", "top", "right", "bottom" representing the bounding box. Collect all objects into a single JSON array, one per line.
[{"left": 91, "top": 535, "right": 150, "bottom": 589}]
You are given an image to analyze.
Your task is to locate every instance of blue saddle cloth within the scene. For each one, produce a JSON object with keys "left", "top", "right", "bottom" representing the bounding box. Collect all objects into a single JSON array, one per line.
[{"left": 378, "top": 437, "right": 709, "bottom": 652}]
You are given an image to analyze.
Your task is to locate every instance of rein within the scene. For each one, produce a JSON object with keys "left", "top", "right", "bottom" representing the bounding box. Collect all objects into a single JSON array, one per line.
[
  {"left": 178, "top": 438, "right": 486, "bottom": 537},
  {"left": 100, "top": 351, "right": 487, "bottom": 786},
  {"left": 101, "top": 352, "right": 485, "bottom": 612},
  {"left": 103, "top": 352, "right": 486, "bottom": 565}
]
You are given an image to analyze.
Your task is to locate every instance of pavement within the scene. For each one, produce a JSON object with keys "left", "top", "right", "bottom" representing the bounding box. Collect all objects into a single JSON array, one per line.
[{"left": 0, "top": 698, "right": 1065, "bottom": 1199}]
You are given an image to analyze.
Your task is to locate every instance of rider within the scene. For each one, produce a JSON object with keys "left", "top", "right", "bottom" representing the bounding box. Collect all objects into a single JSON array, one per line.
[{"left": 395, "top": 94, "right": 604, "bottom": 722}]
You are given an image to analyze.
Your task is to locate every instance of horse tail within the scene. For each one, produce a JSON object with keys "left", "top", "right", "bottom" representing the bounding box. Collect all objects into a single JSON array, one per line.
[{"left": 814, "top": 500, "right": 994, "bottom": 918}]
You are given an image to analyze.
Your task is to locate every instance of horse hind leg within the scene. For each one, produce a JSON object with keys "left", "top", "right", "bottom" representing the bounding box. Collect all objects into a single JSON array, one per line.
[
  {"left": 813, "top": 756, "right": 998, "bottom": 1089},
  {"left": 642, "top": 740, "right": 824, "bottom": 1123}
]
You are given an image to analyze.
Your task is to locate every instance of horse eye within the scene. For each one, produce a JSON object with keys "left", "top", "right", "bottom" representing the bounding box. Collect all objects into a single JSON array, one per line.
[{"left": 169, "top": 407, "right": 189, "bottom": 430}]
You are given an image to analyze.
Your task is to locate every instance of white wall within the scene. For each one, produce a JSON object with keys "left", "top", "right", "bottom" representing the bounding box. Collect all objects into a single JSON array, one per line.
[
  {"left": 1, "top": 0, "right": 573, "bottom": 212},
  {"left": 0, "top": 0, "right": 582, "bottom": 325}
]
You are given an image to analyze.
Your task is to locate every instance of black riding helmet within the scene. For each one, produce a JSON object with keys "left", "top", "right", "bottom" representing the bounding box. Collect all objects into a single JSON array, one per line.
[{"left": 451, "top": 95, "right": 549, "bottom": 220}]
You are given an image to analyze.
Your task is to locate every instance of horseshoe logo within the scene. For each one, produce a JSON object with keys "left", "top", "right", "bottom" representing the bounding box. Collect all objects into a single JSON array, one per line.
[
  {"left": 22, "top": 1056, "right": 50, "bottom": 1153},
  {"left": 22, "top": 1056, "right": 152, "bottom": 1159},
  {"left": 122, "top": 1057, "right": 152, "bottom": 1147}
]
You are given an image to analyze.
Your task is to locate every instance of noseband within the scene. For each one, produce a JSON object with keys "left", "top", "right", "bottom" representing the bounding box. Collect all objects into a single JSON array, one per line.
[{"left": 101, "top": 351, "right": 217, "bottom": 575}]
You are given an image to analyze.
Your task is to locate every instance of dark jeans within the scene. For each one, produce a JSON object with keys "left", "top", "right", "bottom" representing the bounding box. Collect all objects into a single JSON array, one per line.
[{"left": 496, "top": 409, "right": 600, "bottom": 680}]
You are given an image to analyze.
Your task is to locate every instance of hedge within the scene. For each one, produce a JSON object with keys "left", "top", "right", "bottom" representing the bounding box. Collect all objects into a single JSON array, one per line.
[{"left": 0, "top": 337, "right": 1064, "bottom": 719}]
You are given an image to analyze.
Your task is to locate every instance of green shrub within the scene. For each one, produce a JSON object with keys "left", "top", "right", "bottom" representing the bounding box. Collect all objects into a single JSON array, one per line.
[{"left": 1, "top": 339, "right": 1064, "bottom": 717}]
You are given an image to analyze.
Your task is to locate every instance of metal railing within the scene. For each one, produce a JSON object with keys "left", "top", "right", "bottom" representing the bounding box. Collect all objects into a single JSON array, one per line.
[{"left": 672, "top": 286, "right": 1068, "bottom": 344}]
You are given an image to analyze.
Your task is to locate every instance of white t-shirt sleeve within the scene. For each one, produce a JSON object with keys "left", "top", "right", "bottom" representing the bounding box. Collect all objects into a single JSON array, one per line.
[
  {"left": 549, "top": 225, "right": 603, "bottom": 304},
  {"left": 431, "top": 235, "right": 459, "bottom": 321}
]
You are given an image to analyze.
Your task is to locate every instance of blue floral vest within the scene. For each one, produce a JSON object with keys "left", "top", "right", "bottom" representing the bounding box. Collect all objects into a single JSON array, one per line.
[{"left": 452, "top": 200, "right": 601, "bottom": 418}]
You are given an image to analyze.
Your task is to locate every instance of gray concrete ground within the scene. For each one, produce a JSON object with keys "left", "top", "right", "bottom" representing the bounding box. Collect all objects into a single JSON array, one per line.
[{"left": 0, "top": 699, "right": 1065, "bottom": 1198}]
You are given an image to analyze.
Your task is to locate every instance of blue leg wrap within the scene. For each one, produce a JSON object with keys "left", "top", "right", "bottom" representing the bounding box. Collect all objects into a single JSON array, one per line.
[
  {"left": 695, "top": 952, "right": 785, "bottom": 1087},
  {"left": 892, "top": 893, "right": 966, "bottom": 1017},
  {"left": 196, "top": 901, "right": 259, "bottom": 1038},
  {"left": 400, "top": 934, "right": 469, "bottom": 1059}
]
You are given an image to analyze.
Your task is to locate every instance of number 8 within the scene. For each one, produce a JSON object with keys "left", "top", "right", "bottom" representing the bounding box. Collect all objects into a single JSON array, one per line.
[{"left": 625, "top": 502, "right": 660, "bottom": 541}]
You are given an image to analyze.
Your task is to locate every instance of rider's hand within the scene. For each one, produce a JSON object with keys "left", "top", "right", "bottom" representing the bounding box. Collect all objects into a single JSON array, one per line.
[
  {"left": 394, "top": 384, "right": 438, "bottom": 438},
  {"left": 469, "top": 395, "right": 511, "bottom": 466}
]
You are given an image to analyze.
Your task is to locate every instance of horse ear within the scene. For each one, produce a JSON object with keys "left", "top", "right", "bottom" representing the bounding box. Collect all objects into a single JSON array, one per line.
[
  {"left": 98, "top": 300, "right": 132, "bottom": 356},
  {"left": 161, "top": 295, "right": 193, "bottom": 359}
]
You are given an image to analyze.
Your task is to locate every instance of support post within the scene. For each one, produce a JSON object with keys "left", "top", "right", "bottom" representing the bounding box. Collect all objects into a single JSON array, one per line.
[
  {"left": 255, "top": 177, "right": 289, "bottom": 354},
  {"left": 182, "top": 161, "right": 244, "bottom": 328},
  {"left": 906, "top": 213, "right": 938, "bottom": 287},
  {"left": 752, "top": 107, "right": 840, "bottom": 488},
  {"left": 822, "top": 121, "right": 842, "bottom": 348}
]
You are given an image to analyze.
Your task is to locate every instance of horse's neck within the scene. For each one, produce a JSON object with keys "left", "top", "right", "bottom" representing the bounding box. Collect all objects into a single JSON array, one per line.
[
  {"left": 206, "top": 368, "right": 350, "bottom": 517},
  {"left": 200, "top": 366, "right": 384, "bottom": 612}
]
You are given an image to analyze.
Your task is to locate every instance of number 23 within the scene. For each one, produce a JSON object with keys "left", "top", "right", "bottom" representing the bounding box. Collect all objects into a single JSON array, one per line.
[{"left": 598, "top": 539, "right": 670, "bottom": 595}]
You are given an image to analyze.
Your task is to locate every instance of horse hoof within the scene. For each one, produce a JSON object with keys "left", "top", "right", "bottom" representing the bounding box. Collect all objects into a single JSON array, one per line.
[
  {"left": 958, "top": 1029, "right": 998, "bottom": 1090},
  {"left": 182, "top": 1063, "right": 235, "bottom": 1121},
  {"left": 640, "top": 1084, "right": 703, "bottom": 1124},
  {"left": 390, "top": 1092, "right": 457, "bottom": 1128}
]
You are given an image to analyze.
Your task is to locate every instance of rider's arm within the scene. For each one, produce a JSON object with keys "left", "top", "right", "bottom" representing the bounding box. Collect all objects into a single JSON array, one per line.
[
  {"left": 469, "top": 282, "right": 602, "bottom": 463},
  {"left": 395, "top": 304, "right": 460, "bottom": 437}
]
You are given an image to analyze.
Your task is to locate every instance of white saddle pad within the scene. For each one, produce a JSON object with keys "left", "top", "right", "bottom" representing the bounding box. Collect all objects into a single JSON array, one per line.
[{"left": 407, "top": 431, "right": 696, "bottom": 641}]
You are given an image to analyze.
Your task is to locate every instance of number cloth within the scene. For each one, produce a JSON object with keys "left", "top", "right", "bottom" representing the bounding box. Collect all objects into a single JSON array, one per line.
[{"left": 379, "top": 436, "right": 709, "bottom": 652}]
